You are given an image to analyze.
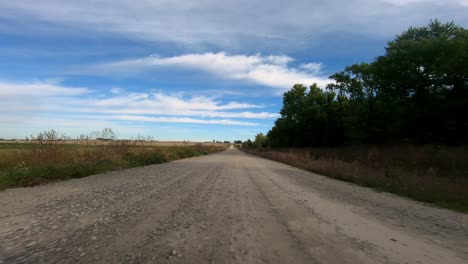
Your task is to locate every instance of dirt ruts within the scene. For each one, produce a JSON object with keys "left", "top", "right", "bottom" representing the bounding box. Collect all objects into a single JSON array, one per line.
[{"left": 1, "top": 149, "right": 467, "bottom": 263}]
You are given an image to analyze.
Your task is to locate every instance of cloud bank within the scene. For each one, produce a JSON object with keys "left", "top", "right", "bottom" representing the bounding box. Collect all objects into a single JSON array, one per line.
[
  {"left": 0, "top": 81, "right": 277, "bottom": 128},
  {"left": 92, "top": 52, "right": 330, "bottom": 89},
  {"left": 1, "top": 1, "right": 466, "bottom": 49}
]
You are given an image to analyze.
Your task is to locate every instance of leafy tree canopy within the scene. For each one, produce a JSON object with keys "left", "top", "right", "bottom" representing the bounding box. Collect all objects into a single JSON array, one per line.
[{"left": 265, "top": 20, "right": 467, "bottom": 148}]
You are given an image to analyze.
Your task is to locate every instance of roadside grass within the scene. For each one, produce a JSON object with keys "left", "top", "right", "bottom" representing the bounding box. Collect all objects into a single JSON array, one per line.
[
  {"left": 243, "top": 145, "right": 468, "bottom": 213},
  {"left": 0, "top": 142, "right": 225, "bottom": 190}
]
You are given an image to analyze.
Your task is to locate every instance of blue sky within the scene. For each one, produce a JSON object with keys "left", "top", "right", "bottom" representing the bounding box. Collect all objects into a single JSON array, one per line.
[{"left": 1, "top": 0, "right": 467, "bottom": 141}]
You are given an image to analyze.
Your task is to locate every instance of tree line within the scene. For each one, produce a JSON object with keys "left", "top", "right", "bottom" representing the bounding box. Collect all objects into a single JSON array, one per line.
[{"left": 250, "top": 20, "right": 467, "bottom": 148}]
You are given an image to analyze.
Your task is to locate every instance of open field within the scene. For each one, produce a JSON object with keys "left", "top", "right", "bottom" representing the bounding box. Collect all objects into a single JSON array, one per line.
[
  {"left": 244, "top": 145, "right": 468, "bottom": 212},
  {"left": 0, "top": 140, "right": 227, "bottom": 147},
  {"left": 0, "top": 141, "right": 226, "bottom": 190}
]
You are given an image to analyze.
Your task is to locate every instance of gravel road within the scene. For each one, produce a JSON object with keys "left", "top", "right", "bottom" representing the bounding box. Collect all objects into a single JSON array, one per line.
[{"left": 1, "top": 149, "right": 467, "bottom": 264}]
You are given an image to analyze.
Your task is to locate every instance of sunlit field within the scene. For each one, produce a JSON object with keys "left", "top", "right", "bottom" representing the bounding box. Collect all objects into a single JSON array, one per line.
[{"left": 0, "top": 137, "right": 226, "bottom": 190}]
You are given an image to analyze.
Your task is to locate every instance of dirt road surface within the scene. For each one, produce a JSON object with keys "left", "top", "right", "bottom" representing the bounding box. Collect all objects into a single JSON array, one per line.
[{"left": 1, "top": 149, "right": 467, "bottom": 263}]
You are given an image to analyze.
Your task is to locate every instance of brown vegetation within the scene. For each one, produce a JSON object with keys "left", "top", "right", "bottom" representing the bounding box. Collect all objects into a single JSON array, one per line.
[
  {"left": 0, "top": 139, "right": 225, "bottom": 190},
  {"left": 244, "top": 145, "right": 468, "bottom": 212}
]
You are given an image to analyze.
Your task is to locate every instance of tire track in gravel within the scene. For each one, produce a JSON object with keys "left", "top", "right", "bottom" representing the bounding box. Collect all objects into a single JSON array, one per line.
[
  {"left": 237, "top": 168, "right": 317, "bottom": 264},
  {"left": 122, "top": 162, "right": 224, "bottom": 263},
  {"left": 1, "top": 149, "right": 467, "bottom": 264},
  {"left": 246, "top": 155, "right": 468, "bottom": 264},
  {"left": 247, "top": 166, "right": 376, "bottom": 264},
  {"left": 1, "top": 168, "right": 193, "bottom": 239},
  {"left": 2, "top": 164, "right": 220, "bottom": 264},
  {"left": 0, "top": 163, "right": 200, "bottom": 236}
]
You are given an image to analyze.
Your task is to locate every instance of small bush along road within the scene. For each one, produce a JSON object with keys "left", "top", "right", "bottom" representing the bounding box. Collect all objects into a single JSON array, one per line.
[
  {"left": 0, "top": 140, "right": 224, "bottom": 190},
  {"left": 1, "top": 149, "right": 467, "bottom": 263},
  {"left": 244, "top": 146, "right": 468, "bottom": 213}
]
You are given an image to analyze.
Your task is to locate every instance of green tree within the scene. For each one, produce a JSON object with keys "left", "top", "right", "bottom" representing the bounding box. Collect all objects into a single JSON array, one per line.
[
  {"left": 327, "top": 63, "right": 382, "bottom": 143},
  {"left": 242, "top": 139, "right": 253, "bottom": 148},
  {"left": 268, "top": 20, "right": 468, "bottom": 147},
  {"left": 268, "top": 84, "right": 344, "bottom": 147},
  {"left": 373, "top": 19, "right": 468, "bottom": 143},
  {"left": 254, "top": 133, "right": 268, "bottom": 148}
]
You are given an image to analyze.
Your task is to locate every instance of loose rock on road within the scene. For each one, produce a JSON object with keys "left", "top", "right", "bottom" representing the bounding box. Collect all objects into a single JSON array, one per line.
[{"left": 1, "top": 149, "right": 467, "bottom": 263}]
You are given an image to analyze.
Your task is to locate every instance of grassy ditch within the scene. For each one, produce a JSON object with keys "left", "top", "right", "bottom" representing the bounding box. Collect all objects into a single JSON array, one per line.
[
  {"left": 0, "top": 142, "right": 225, "bottom": 190},
  {"left": 244, "top": 145, "right": 468, "bottom": 213}
]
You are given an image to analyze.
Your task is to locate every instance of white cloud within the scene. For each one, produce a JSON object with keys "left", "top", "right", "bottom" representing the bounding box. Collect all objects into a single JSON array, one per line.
[
  {"left": 300, "top": 63, "right": 323, "bottom": 73},
  {"left": 114, "top": 115, "right": 258, "bottom": 126},
  {"left": 81, "top": 91, "right": 275, "bottom": 118},
  {"left": 0, "top": 113, "right": 259, "bottom": 127},
  {"left": 382, "top": 0, "right": 467, "bottom": 6},
  {"left": 93, "top": 52, "right": 330, "bottom": 89},
  {"left": 381, "top": 0, "right": 423, "bottom": 5},
  {"left": 110, "top": 87, "right": 124, "bottom": 94},
  {"left": 457, "top": 0, "right": 468, "bottom": 6},
  {"left": 0, "top": 81, "right": 89, "bottom": 97},
  {"left": 1, "top": 1, "right": 466, "bottom": 50},
  {"left": 0, "top": 81, "right": 277, "bottom": 129}
]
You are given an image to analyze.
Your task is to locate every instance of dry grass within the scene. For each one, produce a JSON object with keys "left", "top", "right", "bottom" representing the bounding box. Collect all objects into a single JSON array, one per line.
[
  {"left": 245, "top": 145, "right": 468, "bottom": 212},
  {"left": 0, "top": 141, "right": 226, "bottom": 190},
  {"left": 0, "top": 140, "right": 227, "bottom": 147}
]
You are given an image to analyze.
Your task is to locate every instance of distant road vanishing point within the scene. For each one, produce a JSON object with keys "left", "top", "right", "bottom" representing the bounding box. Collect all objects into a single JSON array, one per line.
[{"left": 1, "top": 149, "right": 467, "bottom": 263}]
